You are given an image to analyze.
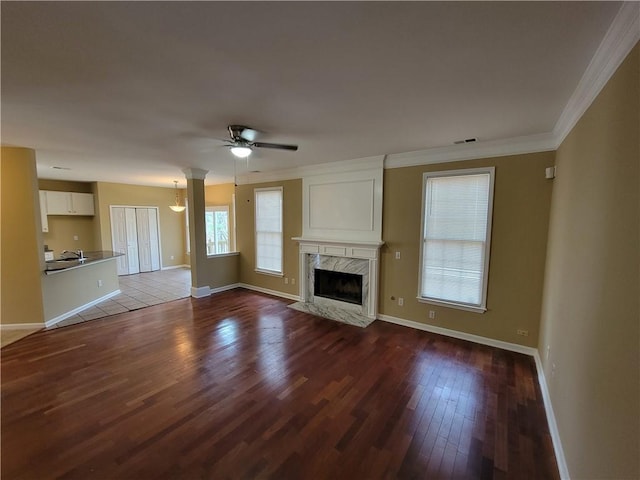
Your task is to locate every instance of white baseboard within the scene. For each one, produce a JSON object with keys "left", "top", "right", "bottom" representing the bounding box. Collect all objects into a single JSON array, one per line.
[
  {"left": 1, "top": 323, "right": 44, "bottom": 330},
  {"left": 533, "top": 352, "right": 570, "bottom": 479},
  {"left": 210, "top": 283, "right": 240, "bottom": 294},
  {"left": 190, "top": 286, "right": 211, "bottom": 298},
  {"left": 377, "top": 313, "right": 537, "bottom": 356},
  {"left": 238, "top": 283, "right": 300, "bottom": 302},
  {"left": 161, "top": 264, "right": 190, "bottom": 270},
  {"left": 44, "top": 289, "right": 121, "bottom": 328}
]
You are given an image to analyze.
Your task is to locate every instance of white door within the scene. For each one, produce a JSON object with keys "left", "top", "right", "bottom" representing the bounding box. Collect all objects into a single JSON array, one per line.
[
  {"left": 111, "top": 207, "right": 130, "bottom": 275},
  {"left": 148, "top": 209, "right": 161, "bottom": 271},
  {"left": 125, "top": 208, "right": 140, "bottom": 275},
  {"left": 136, "top": 208, "right": 152, "bottom": 273},
  {"left": 111, "top": 206, "right": 161, "bottom": 275}
]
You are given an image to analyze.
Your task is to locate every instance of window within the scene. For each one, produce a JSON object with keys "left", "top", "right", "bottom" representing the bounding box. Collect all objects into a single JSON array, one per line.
[
  {"left": 205, "top": 206, "right": 230, "bottom": 255},
  {"left": 418, "top": 167, "right": 495, "bottom": 312},
  {"left": 255, "top": 187, "right": 283, "bottom": 274}
]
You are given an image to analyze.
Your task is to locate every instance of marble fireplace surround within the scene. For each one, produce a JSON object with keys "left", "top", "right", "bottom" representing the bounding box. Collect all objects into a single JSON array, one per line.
[{"left": 290, "top": 238, "right": 383, "bottom": 327}]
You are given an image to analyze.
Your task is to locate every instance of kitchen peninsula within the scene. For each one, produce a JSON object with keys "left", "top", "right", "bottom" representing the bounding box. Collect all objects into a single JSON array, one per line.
[{"left": 41, "top": 251, "right": 123, "bottom": 327}]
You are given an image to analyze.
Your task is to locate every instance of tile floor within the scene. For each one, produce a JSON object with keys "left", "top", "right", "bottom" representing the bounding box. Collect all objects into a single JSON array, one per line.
[{"left": 49, "top": 267, "right": 192, "bottom": 329}]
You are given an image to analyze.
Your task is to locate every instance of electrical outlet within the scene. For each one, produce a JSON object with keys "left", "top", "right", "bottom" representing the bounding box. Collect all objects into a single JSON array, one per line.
[
  {"left": 291, "top": 278, "right": 295, "bottom": 285},
  {"left": 170, "top": 255, "right": 174, "bottom": 260},
  {"left": 73, "top": 235, "right": 79, "bottom": 241},
  {"left": 284, "top": 277, "right": 289, "bottom": 284},
  {"left": 395, "top": 251, "right": 401, "bottom": 260},
  {"left": 517, "top": 329, "right": 529, "bottom": 336},
  {"left": 398, "top": 297, "right": 404, "bottom": 306},
  {"left": 429, "top": 310, "right": 436, "bottom": 319},
  {"left": 97, "top": 280, "right": 103, "bottom": 287},
  {"left": 551, "top": 363, "right": 557, "bottom": 378},
  {"left": 546, "top": 345, "right": 551, "bottom": 360}
]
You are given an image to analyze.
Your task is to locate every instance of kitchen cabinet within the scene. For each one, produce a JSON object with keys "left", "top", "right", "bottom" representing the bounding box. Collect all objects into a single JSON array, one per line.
[
  {"left": 41, "top": 191, "right": 95, "bottom": 216},
  {"left": 39, "top": 191, "right": 49, "bottom": 232}
]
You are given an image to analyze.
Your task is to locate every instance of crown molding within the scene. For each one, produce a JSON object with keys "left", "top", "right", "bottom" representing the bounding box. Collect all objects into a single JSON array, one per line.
[
  {"left": 553, "top": 1, "right": 640, "bottom": 147},
  {"left": 237, "top": 5, "right": 638, "bottom": 182},
  {"left": 384, "top": 132, "right": 556, "bottom": 169},
  {"left": 235, "top": 155, "right": 384, "bottom": 185}
]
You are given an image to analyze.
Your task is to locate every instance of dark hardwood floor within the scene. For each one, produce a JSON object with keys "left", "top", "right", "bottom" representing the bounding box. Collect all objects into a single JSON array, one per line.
[{"left": 1, "top": 289, "right": 558, "bottom": 479}]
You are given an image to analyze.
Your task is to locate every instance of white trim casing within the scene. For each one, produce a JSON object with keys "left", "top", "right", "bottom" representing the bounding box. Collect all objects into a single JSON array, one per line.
[
  {"left": 238, "top": 283, "right": 300, "bottom": 302},
  {"left": 44, "top": 289, "right": 121, "bottom": 328},
  {"left": 378, "top": 313, "right": 537, "bottom": 356},
  {"left": 1, "top": 323, "right": 44, "bottom": 330},
  {"left": 254, "top": 186, "right": 284, "bottom": 275},
  {"left": 418, "top": 167, "right": 495, "bottom": 312},
  {"left": 553, "top": 2, "right": 640, "bottom": 147},
  {"left": 209, "top": 283, "right": 241, "bottom": 295},
  {"left": 533, "top": 352, "right": 571, "bottom": 479},
  {"left": 190, "top": 286, "right": 211, "bottom": 298},
  {"left": 161, "top": 264, "right": 191, "bottom": 270}
]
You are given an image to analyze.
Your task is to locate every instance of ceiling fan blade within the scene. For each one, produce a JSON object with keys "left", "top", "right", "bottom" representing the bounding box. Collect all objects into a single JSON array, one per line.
[
  {"left": 253, "top": 142, "right": 298, "bottom": 151},
  {"left": 228, "top": 124, "right": 258, "bottom": 142},
  {"left": 239, "top": 128, "right": 258, "bottom": 142}
]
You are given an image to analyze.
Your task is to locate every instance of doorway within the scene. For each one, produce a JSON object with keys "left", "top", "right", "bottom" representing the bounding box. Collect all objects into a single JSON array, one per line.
[{"left": 110, "top": 206, "right": 161, "bottom": 276}]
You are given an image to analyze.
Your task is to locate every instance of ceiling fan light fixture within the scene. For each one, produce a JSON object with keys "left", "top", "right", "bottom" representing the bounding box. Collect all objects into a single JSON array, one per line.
[{"left": 230, "top": 145, "right": 252, "bottom": 158}]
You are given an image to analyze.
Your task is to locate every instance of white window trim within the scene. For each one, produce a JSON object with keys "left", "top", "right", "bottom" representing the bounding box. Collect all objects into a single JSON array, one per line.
[
  {"left": 254, "top": 186, "right": 284, "bottom": 276},
  {"left": 417, "top": 166, "right": 495, "bottom": 313},
  {"left": 205, "top": 205, "right": 231, "bottom": 257}
]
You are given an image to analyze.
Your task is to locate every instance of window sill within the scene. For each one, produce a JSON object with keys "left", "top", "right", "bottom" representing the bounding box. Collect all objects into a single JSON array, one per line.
[
  {"left": 206, "top": 251, "right": 239, "bottom": 259},
  {"left": 416, "top": 297, "right": 487, "bottom": 314},
  {"left": 255, "top": 268, "right": 284, "bottom": 277}
]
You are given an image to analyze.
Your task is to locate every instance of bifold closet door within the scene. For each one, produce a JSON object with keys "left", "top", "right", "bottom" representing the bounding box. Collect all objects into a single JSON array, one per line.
[
  {"left": 125, "top": 208, "right": 141, "bottom": 275},
  {"left": 111, "top": 206, "right": 159, "bottom": 275},
  {"left": 136, "top": 208, "right": 161, "bottom": 273},
  {"left": 111, "top": 207, "right": 130, "bottom": 275}
]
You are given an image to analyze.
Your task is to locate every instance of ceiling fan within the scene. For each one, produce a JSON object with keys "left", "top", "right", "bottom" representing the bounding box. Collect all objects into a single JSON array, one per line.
[{"left": 224, "top": 125, "right": 298, "bottom": 158}]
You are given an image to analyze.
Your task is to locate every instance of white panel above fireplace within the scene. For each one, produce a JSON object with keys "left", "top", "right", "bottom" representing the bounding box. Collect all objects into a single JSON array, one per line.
[
  {"left": 302, "top": 156, "right": 383, "bottom": 243},
  {"left": 309, "top": 179, "right": 375, "bottom": 232}
]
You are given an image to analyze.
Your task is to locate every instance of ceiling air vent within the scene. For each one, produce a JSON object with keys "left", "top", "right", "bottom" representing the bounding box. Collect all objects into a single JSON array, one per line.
[{"left": 454, "top": 138, "right": 478, "bottom": 145}]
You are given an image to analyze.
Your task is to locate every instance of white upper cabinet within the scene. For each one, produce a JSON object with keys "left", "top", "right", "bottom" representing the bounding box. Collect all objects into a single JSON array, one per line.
[
  {"left": 41, "top": 191, "right": 95, "bottom": 216},
  {"left": 39, "top": 191, "right": 49, "bottom": 232},
  {"left": 71, "top": 193, "right": 95, "bottom": 215}
]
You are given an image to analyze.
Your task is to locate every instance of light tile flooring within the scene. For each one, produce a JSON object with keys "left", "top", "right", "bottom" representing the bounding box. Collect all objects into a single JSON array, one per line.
[{"left": 50, "top": 268, "right": 192, "bottom": 329}]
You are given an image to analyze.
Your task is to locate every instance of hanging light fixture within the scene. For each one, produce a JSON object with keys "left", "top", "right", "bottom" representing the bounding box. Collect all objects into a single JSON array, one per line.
[{"left": 169, "top": 180, "right": 186, "bottom": 212}]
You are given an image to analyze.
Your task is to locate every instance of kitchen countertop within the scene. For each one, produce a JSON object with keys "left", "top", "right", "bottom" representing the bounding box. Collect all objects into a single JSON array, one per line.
[{"left": 45, "top": 251, "right": 124, "bottom": 274}]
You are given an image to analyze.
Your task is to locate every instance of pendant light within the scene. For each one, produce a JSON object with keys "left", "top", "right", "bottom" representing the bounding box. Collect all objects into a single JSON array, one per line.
[{"left": 169, "top": 180, "right": 186, "bottom": 212}]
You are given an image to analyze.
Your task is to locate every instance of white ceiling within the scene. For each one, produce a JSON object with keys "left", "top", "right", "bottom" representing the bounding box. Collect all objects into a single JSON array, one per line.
[{"left": 1, "top": 1, "right": 622, "bottom": 187}]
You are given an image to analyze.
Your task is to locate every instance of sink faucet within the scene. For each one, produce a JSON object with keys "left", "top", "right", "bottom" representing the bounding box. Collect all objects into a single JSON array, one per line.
[{"left": 61, "top": 249, "right": 86, "bottom": 260}]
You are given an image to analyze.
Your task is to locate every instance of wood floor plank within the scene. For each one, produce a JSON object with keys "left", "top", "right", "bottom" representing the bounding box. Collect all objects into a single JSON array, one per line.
[{"left": 1, "top": 288, "right": 559, "bottom": 479}]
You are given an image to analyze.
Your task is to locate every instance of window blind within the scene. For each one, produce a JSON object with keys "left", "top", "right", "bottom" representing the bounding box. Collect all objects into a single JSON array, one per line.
[
  {"left": 255, "top": 188, "right": 283, "bottom": 274},
  {"left": 420, "top": 171, "right": 493, "bottom": 309}
]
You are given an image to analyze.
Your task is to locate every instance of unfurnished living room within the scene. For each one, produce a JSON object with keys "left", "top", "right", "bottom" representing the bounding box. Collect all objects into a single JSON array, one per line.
[{"left": 1, "top": 2, "right": 638, "bottom": 479}]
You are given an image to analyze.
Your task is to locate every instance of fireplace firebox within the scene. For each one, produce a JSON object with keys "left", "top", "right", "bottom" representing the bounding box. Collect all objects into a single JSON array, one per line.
[{"left": 314, "top": 269, "right": 363, "bottom": 305}]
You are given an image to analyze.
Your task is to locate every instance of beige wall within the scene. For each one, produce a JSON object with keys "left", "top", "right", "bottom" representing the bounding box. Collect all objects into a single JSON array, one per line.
[
  {"left": 538, "top": 43, "right": 639, "bottom": 478},
  {"left": 235, "top": 179, "right": 302, "bottom": 296},
  {"left": 201, "top": 254, "right": 240, "bottom": 290},
  {"left": 94, "top": 182, "right": 186, "bottom": 268},
  {"left": 205, "top": 183, "right": 236, "bottom": 252},
  {"left": 381, "top": 152, "right": 554, "bottom": 347},
  {"left": 1, "top": 147, "right": 45, "bottom": 326},
  {"left": 39, "top": 179, "right": 92, "bottom": 193},
  {"left": 39, "top": 179, "right": 97, "bottom": 254},
  {"left": 43, "top": 217, "right": 96, "bottom": 255},
  {"left": 41, "top": 259, "right": 119, "bottom": 322}
]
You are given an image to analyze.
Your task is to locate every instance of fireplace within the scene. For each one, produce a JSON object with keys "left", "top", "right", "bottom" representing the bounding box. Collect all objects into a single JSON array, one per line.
[
  {"left": 314, "top": 269, "right": 363, "bottom": 305},
  {"left": 289, "top": 239, "right": 382, "bottom": 327}
]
